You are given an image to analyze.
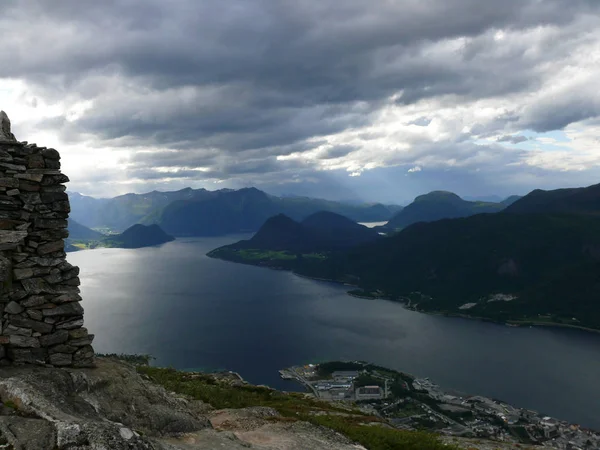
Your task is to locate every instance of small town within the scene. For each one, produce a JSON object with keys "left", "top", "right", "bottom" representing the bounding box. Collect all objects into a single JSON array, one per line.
[{"left": 280, "top": 362, "right": 600, "bottom": 450}]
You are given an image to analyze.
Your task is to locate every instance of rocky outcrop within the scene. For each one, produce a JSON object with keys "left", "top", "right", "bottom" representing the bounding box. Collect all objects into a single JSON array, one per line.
[
  {"left": 0, "top": 358, "right": 365, "bottom": 449},
  {"left": 0, "top": 112, "right": 16, "bottom": 143},
  {"left": 0, "top": 111, "right": 93, "bottom": 367}
]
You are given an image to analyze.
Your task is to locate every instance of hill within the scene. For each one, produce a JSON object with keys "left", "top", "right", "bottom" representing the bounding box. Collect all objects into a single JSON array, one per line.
[
  {"left": 103, "top": 224, "right": 175, "bottom": 249},
  {"left": 505, "top": 182, "right": 600, "bottom": 215},
  {"left": 385, "top": 191, "right": 506, "bottom": 230},
  {"left": 209, "top": 211, "right": 381, "bottom": 266},
  {"left": 67, "top": 219, "right": 104, "bottom": 240},
  {"left": 241, "top": 214, "right": 323, "bottom": 253},
  {"left": 301, "top": 211, "right": 382, "bottom": 248},
  {"left": 318, "top": 213, "right": 600, "bottom": 330}
]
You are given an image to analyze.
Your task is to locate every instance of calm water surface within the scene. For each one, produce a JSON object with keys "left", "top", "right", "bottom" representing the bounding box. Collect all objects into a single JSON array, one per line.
[{"left": 69, "top": 237, "right": 600, "bottom": 429}]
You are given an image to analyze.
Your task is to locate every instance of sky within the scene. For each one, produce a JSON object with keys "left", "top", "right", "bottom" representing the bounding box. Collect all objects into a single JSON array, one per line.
[{"left": 2, "top": 0, "right": 600, "bottom": 204}]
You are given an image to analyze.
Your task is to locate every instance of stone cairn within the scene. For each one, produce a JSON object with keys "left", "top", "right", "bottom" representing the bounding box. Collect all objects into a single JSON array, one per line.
[{"left": 0, "top": 111, "right": 94, "bottom": 367}]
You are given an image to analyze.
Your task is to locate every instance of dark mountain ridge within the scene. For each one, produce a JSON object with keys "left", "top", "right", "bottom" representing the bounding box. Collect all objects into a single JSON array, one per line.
[
  {"left": 385, "top": 190, "right": 506, "bottom": 230},
  {"left": 505, "top": 182, "right": 600, "bottom": 215}
]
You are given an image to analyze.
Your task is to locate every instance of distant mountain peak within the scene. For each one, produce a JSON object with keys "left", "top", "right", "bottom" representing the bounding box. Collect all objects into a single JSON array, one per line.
[
  {"left": 386, "top": 190, "right": 506, "bottom": 230},
  {"left": 414, "top": 191, "right": 463, "bottom": 202}
]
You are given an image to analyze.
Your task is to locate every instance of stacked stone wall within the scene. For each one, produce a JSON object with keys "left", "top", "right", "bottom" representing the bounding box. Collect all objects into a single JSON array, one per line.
[{"left": 0, "top": 111, "right": 94, "bottom": 367}]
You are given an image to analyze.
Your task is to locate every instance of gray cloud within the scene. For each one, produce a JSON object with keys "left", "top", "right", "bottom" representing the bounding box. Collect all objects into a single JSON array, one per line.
[
  {"left": 497, "top": 135, "right": 529, "bottom": 144},
  {"left": 3, "top": 0, "right": 600, "bottom": 198},
  {"left": 318, "top": 145, "right": 358, "bottom": 160}
]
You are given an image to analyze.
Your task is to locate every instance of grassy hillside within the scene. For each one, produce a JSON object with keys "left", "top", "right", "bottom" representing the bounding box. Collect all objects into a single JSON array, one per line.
[{"left": 138, "top": 365, "right": 458, "bottom": 450}]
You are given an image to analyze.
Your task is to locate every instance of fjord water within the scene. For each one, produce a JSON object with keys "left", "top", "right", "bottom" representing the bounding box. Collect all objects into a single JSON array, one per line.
[{"left": 69, "top": 237, "right": 600, "bottom": 429}]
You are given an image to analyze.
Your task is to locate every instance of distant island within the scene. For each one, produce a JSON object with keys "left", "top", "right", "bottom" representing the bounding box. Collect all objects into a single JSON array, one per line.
[
  {"left": 280, "top": 360, "right": 600, "bottom": 448},
  {"left": 67, "top": 223, "right": 174, "bottom": 251},
  {"left": 210, "top": 183, "right": 600, "bottom": 332}
]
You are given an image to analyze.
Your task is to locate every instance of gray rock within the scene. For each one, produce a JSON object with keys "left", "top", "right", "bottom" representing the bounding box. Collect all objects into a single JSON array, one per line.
[
  {"left": 0, "top": 230, "right": 27, "bottom": 251},
  {"left": 0, "top": 111, "right": 17, "bottom": 142},
  {"left": 0, "top": 416, "right": 56, "bottom": 449},
  {"left": 68, "top": 335, "right": 94, "bottom": 347},
  {"left": 43, "top": 271, "right": 63, "bottom": 284},
  {"left": 15, "top": 173, "right": 43, "bottom": 182},
  {"left": 26, "top": 310, "right": 44, "bottom": 321},
  {"left": 40, "top": 330, "right": 69, "bottom": 347},
  {"left": 119, "top": 427, "right": 135, "bottom": 440},
  {"left": 73, "top": 345, "right": 94, "bottom": 361},
  {"left": 11, "top": 316, "right": 53, "bottom": 334},
  {"left": 42, "top": 302, "right": 83, "bottom": 317},
  {"left": 5, "top": 301, "right": 24, "bottom": 314},
  {"left": 0, "top": 255, "right": 10, "bottom": 283},
  {"left": 9, "top": 335, "right": 40, "bottom": 348},
  {"left": 54, "top": 293, "right": 82, "bottom": 304},
  {"left": 55, "top": 318, "right": 83, "bottom": 330},
  {"left": 68, "top": 328, "right": 88, "bottom": 339},
  {"left": 21, "top": 296, "right": 47, "bottom": 308},
  {"left": 49, "top": 353, "right": 72, "bottom": 366},
  {"left": 0, "top": 177, "right": 19, "bottom": 188},
  {"left": 48, "top": 344, "right": 77, "bottom": 354},
  {"left": 7, "top": 348, "right": 47, "bottom": 363},
  {"left": 21, "top": 277, "right": 53, "bottom": 294},
  {"left": 37, "top": 240, "right": 65, "bottom": 255},
  {"left": 13, "top": 268, "right": 34, "bottom": 280},
  {"left": 34, "top": 218, "right": 67, "bottom": 229},
  {"left": 41, "top": 148, "right": 60, "bottom": 160},
  {"left": 4, "top": 325, "right": 33, "bottom": 337}
]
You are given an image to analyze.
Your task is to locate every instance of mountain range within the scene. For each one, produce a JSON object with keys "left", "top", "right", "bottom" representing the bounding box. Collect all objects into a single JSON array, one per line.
[
  {"left": 210, "top": 182, "right": 600, "bottom": 331},
  {"left": 504, "top": 183, "right": 600, "bottom": 215},
  {"left": 69, "top": 187, "right": 402, "bottom": 236}
]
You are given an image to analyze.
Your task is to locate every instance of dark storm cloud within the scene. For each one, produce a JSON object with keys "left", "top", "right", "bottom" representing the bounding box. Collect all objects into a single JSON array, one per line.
[{"left": 2, "top": 0, "right": 600, "bottom": 190}]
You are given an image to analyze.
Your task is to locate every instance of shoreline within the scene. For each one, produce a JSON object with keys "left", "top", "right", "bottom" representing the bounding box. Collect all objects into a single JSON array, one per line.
[{"left": 208, "top": 252, "right": 600, "bottom": 335}]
